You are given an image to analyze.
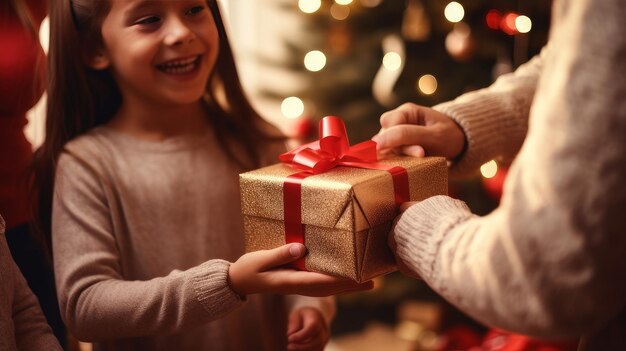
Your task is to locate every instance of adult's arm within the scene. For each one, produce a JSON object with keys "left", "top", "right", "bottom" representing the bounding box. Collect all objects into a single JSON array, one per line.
[{"left": 393, "top": 0, "right": 626, "bottom": 337}]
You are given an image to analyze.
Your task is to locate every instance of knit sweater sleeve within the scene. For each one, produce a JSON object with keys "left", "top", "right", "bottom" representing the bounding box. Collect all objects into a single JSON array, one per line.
[
  {"left": 52, "top": 153, "right": 245, "bottom": 341},
  {"left": 433, "top": 45, "right": 546, "bottom": 178},
  {"left": 1, "top": 217, "right": 62, "bottom": 351},
  {"left": 393, "top": 0, "right": 626, "bottom": 338}
]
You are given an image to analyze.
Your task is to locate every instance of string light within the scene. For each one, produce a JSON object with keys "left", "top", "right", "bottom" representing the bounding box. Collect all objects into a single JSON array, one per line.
[
  {"left": 382, "top": 52, "right": 402, "bottom": 71},
  {"left": 335, "top": 0, "right": 353, "bottom": 5},
  {"left": 298, "top": 0, "right": 321, "bottom": 14},
  {"left": 281, "top": 97, "right": 305, "bottom": 119},
  {"left": 480, "top": 160, "right": 498, "bottom": 178},
  {"left": 304, "top": 50, "right": 327, "bottom": 72},
  {"left": 515, "top": 15, "right": 532, "bottom": 33},
  {"left": 330, "top": 4, "right": 350, "bottom": 20},
  {"left": 444, "top": 2, "right": 464, "bottom": 23},
  {"left": 417, "top": 74, "right": 437, "bottom": 95}
]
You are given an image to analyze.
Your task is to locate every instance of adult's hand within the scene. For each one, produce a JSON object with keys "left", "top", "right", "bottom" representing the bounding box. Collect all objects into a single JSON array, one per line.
[{"left": 372, "top": 103, "right": 466, "bottom": 160}]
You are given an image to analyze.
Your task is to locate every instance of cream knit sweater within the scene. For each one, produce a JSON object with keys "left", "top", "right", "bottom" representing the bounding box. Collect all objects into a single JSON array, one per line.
[
  {"left": 52, "top": 127, "right": 333, "bottom": 351},
  {"left": 0, "top": 216, "right": 62, "bottom": 351},
  {"left": 393, "top": 0, "right": 626, "bottom": 345}
]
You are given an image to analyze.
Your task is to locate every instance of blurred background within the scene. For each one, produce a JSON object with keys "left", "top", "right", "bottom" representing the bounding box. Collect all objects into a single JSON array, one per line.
[{"left": 26, "top": 0, "right": 552, "bottom": 349}]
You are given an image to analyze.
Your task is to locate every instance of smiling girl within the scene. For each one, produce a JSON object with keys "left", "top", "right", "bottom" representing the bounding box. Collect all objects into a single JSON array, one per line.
[{"left": 32, "top": 1, "right": 372, "bottom": 350}]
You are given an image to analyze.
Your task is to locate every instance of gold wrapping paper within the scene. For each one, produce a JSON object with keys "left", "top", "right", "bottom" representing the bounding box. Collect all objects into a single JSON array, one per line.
[{"left": 240, "top": 156, "right": 448, "bottom": 282}]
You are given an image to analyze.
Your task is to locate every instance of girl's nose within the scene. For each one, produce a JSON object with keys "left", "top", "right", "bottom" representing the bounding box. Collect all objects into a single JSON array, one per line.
[{"left": 163, "top": 18, "right": 195, "bottom": 46}]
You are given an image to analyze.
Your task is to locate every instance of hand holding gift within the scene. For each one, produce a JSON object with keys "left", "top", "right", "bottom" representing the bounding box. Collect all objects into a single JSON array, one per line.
[
  {"left": 240, "top": 117, "right": 448, "bottom": 282},
  {"left": 229, "top": 243, "right": 373, "bottom": 297},
  {"left": 372, "top": 102, "right": 466, "bottom": 159}
]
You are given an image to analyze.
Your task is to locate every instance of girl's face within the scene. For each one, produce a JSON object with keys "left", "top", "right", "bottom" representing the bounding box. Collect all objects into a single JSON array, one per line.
[{"left": 93, "top": 0, "right": 219, "bottom": 107}]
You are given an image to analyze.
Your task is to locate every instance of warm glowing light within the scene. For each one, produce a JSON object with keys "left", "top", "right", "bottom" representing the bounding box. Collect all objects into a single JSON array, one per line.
[
  {"left": 335, "top": 0, "right": 353, "bottom": 5},
  {"left": 304, "top": 50, "right": 327, "bottom": 72},
  {"left": 445, "top": 23, "right": 471, "bottom": 60},
  {"left": 485, "top": 10, "right": 501, "bottom": 30},
  {"left": 480, "top": 160, "right": 498, "bottom": 178},
  {"left": 417, "top": 74, "right": 437, "bottom": 95},
  {"left": 382, "top": 52, "right": 402, "bottom": 71},
  {"left": 360, "top": 0, "right": 382, "bottom": 7},
  {"left": 299, "top": 0, "right": 321, "bottom": 14},
  {"left": 39, "top": 16, "right": 50, "bottom": 54},
  {"left": 515, "top": 15, "right": 532, "bottom": 33},
  {"left": 444, "top": 2, "right": 464, "bottom": 23},
  {"left": 281, "top": 97, "right": 305, "bottom": 119},
  {"left": 330, "top": 4, "right": 350, "bottom": 20},
  {"left": 501, "top": 13, "right": 518, "bottom": 35}
]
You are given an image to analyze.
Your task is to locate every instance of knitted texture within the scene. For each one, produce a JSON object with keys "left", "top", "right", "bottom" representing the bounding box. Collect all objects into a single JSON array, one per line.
[
  {"left": 0, "top": 215, "right": 62, "bottom": 351},
  {"left": 52, "top": 127, "right": 333, "bottom": 350},
  {"left": 393, "top": 0, "right": 626, "bottom": 344}
]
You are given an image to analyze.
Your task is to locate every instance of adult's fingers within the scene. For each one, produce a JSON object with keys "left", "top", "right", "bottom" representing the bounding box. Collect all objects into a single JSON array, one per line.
[
  {"left": 379, "top": 103, "right": 425, "bottom": 129},
  {"left": 372, "top": 124, "right": 433, "bottom": 150},
  {"left": 400, "top": 145, "right": 425, "bottom": 157}
]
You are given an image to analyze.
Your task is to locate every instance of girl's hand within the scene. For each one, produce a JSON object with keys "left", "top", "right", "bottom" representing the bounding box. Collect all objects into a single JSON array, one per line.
[
  {"left": 388, "top": 201, "right": 423, "bottom": 280},
  {"left": 372, "top": 103, "right": 466, "bottom": 160},
  {"left": 287, "top": 307, "right": 329, "bottom": 351},
  {"left": 228, "top": 243, "right": 374, "bottom": 297}
]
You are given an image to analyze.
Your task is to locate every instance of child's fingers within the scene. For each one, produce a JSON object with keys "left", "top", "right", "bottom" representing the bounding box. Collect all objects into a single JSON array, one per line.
[
  {"left": 287, "top": 310, "right": 303, "bottom": 335},
  {"left": 263, "top": 270, "right": 374, "bottom": 296},
  {"left": 288, "top": 310, "right": 319, "bottom": 342},
  {"left": 287, "top": 338, "right": 326, "bottom": 351},
  {"left": 256, "top": 243, "right": 306, "bottom": 271}
]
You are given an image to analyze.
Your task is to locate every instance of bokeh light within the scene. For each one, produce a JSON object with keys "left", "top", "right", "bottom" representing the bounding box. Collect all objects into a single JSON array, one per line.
[
  {"left": 360, "top": 0, "right": 382, "bottom": 7},
  {"left": 382, "top": 52, "right": 402, "bottom": 71},
  {"left": 304, "top": 50, "right": 327, "bottom": 72},
  {"left": 444, "top": 2, "right": 465, "bottom": 23},
  {"left": 330, "top": 4, "right": 350, "bottom": 20},
  {"left": 281, "top": 97, "right": 305, "bottom": 119},
  {"left": 417, "top": 74, "right": 437, "bottom": 95},
  {"left": 515, "top": 15, "right": 532, "bottom": 33},
  {"left": 298, "top": 0, "right": 321, "bottom": 14},
  {"left": 480, "top": 160, "right": 498, "bottom": 178}
]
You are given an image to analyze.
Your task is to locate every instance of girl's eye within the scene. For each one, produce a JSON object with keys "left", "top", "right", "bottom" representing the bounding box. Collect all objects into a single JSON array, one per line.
[
  {"left": 136, "top": 16, "right": 160, "bottom": 25},
  {"left": 186, "top": 5, "right": 205, "bottom": 16}
]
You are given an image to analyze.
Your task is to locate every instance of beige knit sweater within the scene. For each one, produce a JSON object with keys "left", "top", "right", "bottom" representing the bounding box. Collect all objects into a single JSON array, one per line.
[
  {"left": 393, "top": 0, "right": 626, "bottom": 345},
  {"left": 0, "top": 216, "right": 62, "bottom": 351},
  {"left": 52, "top": 127, "right": 333, "bottom": 351}
]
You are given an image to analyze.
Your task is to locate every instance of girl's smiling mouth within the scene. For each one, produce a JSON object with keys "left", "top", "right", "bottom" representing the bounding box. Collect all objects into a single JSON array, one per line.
[{"left": 156, "top": 55, "right": 202, "bottom": 75}]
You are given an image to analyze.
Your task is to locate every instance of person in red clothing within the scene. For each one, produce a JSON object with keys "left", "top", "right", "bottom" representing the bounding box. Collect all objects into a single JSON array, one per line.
[{"left": 0, "top": 0, "right": 66, "bottom": 348}]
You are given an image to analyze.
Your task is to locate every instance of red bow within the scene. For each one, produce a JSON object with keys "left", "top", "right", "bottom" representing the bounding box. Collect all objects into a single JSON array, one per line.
[
  {"left": 279, "top": 116, "right": 410, "bottom": 271},
  {"left": 279, "top": 116, "right": 379, "bottom": 173}
]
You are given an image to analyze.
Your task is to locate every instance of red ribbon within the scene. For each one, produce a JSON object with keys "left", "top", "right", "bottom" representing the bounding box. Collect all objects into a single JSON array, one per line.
[{"left": 280, "top": 116, "right": 410, "bottom": 270}]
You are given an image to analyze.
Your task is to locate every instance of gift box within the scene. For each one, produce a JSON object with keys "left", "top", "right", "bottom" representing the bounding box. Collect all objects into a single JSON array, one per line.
[{"left": 239, "top": 117, "right": 448, "bottom": 282}]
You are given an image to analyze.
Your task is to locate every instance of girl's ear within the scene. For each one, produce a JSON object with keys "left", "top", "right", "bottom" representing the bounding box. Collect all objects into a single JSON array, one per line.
[{"left": 85, "top": 47, "right": 111, "bottom": 70}]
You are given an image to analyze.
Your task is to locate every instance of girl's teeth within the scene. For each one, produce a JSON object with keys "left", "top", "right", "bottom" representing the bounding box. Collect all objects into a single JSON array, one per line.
[{"left": 158, "top": 56, "right": 199, "bottom": 74}]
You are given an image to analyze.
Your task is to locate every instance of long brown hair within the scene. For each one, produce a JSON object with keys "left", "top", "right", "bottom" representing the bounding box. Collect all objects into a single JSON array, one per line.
[
  {"left": 32, "top": 0, "right": 281, "bottom": 256},
  {"left": 2, "top": 0, "right": 37, "bottom": 35}
]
